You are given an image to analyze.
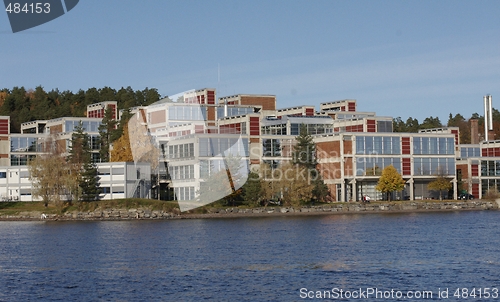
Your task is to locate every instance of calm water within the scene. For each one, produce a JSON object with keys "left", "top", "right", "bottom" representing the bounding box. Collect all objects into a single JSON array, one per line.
[{"left": 0, "top": 211, "right": 499, "bottom": 301}]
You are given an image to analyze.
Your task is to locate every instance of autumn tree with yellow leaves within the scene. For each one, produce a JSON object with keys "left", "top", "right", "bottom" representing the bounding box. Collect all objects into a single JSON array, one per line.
[{"left": 376, "top": 165, "right": 406, "bottom": 201}]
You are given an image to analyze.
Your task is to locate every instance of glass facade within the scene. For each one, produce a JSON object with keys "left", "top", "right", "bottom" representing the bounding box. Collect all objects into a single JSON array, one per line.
[
  {"left": 262, "top": 139, "right": 281, "bottom": 157},
  {"left": 290, "top": 123, "right": 333, "bottom": 136},
  {"left": 174, "top": 186, "right": 195, "bottom": 201},
  {"left": 168, "top": 106, "right": 207, "bottom": 121},
  {"left": 199, "top": 159, "right": 249, "bottom": 178},
  {"left": 413, "top": 157, "right": 455, "bottom": 175},
  {"left": 482, "top": 179, "right": 500, "bottom": 196},
  {"left": 355, "top": 136, "right": 401, "bottom": 155},
  {"left": 10, "top": 154, "right": 36, "bottom": 166},
  {"left": 460, "top": 147, "right": 480, "bottom": 158},
  {"left": 356, "top": 157, "right": 401, "bottom": 176},
  {"left": 377, "top": 120, "right": 393, "bottom": 132},
  {"left": 11, "top": 137, "right": 39, "bottom": 152},
  {"left": 65, "top": 120, "right": 101, "bottom": 133},
  {"left": 413, "top": 137, "right": 454, "bottom": 155},
  {"left": 168, "top": 143, "right": 195, "bottom": 159},
  {"left": 217, "top": 107, "right": 254, "bottom": 118},
  {"left": 170, "top": 165, "right": 195, "bottom": 180},
  {"left": 261, "top": 124, "right": 286, "bottom": 135},
  {"left": 199, "top": 138, "right": 249, "bottom": 157},
  {"left": 481, "top": 160, "right": 500, "bottom": 176}
]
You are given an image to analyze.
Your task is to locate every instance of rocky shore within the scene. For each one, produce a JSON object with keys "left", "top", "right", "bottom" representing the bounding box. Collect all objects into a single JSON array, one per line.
[{"left": 0, "top": 200, "right": 498, "bottom": 221}]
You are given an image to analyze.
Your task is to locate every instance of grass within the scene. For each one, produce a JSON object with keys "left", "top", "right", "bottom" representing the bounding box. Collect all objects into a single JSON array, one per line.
[
  {"left": 0, "top": 198, "right": 481, "bottom": 217},
  {"left": 0, "top": 198, "right": 181, "bottom": 216}
]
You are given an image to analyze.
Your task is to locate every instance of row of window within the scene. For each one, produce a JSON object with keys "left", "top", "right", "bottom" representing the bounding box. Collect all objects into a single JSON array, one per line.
[
  {"left": 168, "top": 106, "right": 207, "bottom": 121},
  {"left": 481, "top": 160, "right": 500, "bottom": 176},
  {"left": 199, "top": 159, "right": 249, "bottom": 179},
  {"left": 11, "top": 137, "right": 40, "bottom": 152},
  {"left": 355, "top": 157, "right": 402, "bottom": 176},
  {"left": 460, "top": 147, "right": 481, "bottom": 158},
  {"left": 290, "top": 123, "right": 334, "bottom": 136},
  {"left": 356, "top": 136, "right": 401, "bottom": 155},
  {"left": 174, "top": 186, "right": 195, "bottom": 201},
  {"left": 217, "top": 107, "right": 254, "bottom": 118},
  {"left": 262, "top": 139, "right": 295, "bottom": 157},
  {"left": 199, "top": 138, "right": 249, "bottom": 157},
  {"left": 169, "top": 165, "right": 195, "bottom": 180},
  {"left": 413, "top": 157, "right": 455, "bottom": 176},
  {"left": 413, "top": 137, "right": 454, "bottom": 155},
  {"left": 261, "top": 124, "right": 287, "bottom": 135},
  {"left": 11, "top": 155, "right": 36, "bottom": 166},
  {"left": 64, "top": 120, "right": 101, "bottom": 133},
  {"left": 167, "top": 143, "right": 195, "bottom": 159}
]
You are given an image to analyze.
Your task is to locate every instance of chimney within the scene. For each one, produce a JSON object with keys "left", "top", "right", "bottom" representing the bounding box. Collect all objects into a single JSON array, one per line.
[
  {"left": 484, "top": 95, "right": 493, "bottom": 142},
  {"left": 470, "top": 119, "right": 479, "bottom": 144}
]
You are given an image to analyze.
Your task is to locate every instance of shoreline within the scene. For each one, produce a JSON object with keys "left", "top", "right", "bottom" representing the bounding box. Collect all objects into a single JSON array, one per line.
[{"left": 0, "top": 200, "right": 498, "bottom": 222}]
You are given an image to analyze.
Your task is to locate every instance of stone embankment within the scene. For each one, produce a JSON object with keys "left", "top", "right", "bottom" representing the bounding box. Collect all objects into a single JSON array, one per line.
[{"left": 1, "top": 200, "right": 498, "bottom": 221}]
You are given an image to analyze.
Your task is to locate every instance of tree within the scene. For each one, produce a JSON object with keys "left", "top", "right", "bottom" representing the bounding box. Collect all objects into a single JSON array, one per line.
[
  {"left": 292, "top": 124, "right": 316, "bottom": 170},
  {"left": 427, "top": 175, "right": 452, "bottom": 200},
  {"left": 419, "top": 116, "right": 442, "bottom": 129},
  {"left": 98, "top": 106, "right": 118, "bottom": 162},
  {"left": 376, "top": 165, "right": 405, "bottom": 201},
  {"left": 110, "top": 123, "right": 134, "bottom": 162},
  {"left": 80, "top": 158, "right": 101, "bottom": 201},
  {"left": 311, "top": 174, "right": 329, "bottom": 203},
  {"left": 28, "top": 136, "right": 73, "bottom": 207},
  {"left": 241, "top": 171, "right": 263, "bottom": 206},
  {"left": 291, "top": 124, "right": 329, "bottom": 203},
  {"left": 68, "top": 122, "right": 101, "bottom": 201},
  {"left": 276, "top": 162, "right": 314, "bottom": 206}
]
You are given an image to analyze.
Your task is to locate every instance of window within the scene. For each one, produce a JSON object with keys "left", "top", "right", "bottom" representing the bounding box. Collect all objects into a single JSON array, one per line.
[
  {"left": 355, "top": 136, "right": 401, "bottom": 155},
  {"left": 414, "top": 157, "right": 455, "bottom": 175},
  {"left": 414, "top": 137, "right": 454, "bottom": 155},
  {"left": 113, "top": 186, "right": 124, "bottom": 194}
]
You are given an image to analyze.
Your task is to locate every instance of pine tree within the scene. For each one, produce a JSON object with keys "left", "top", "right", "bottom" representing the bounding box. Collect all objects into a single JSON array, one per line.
[
  {"left": 98, "top": 106, "right": 118, "bottom": 162},
  {"left": 241, "top": 171, "right": 263, "bottom": 205},
  {"left": 292, "top": 124, "right": 317, "bottom": 170},
  {"left": 292, "top": 124, "right": 329, "bottom": 202},
  {"left": 68, "top": 121, "right": 101, "bottom": 201},
  {"left": 376, "top": 165, "right": 405, "bottom": 201},
  {"left": 80, "top": 160, "right": 101, "bottom": 201}
]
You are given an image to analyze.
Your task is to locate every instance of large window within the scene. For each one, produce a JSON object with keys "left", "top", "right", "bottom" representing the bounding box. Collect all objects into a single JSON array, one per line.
[
  {"left": 11, "top": 137, "right": 39, "bottom": 152},
  {"left": 10, "top": 155, "right": 35, "bottom": 166},
  {"left": 460, "top": 147, "right": 480, "bottom": 158},
  {"left": 168, "top": 143, "right": 195, "bottom": 159},
  {"left": 198, "top": 138, "right": 249, "bottom": 157},
  {"left": 356, "top": 157, "right": 401, "bottom": 176},
  {"left": 199, "top": 159, "right": 249, "bottom": 178},
  {"left": 168, "top": 106, "right": 207, "bottom": 121},
  {"left": 481, "top": 160, "right": 500, "bottom": 176},
  {"left": 356, "top": 136, "right": 401, "bottom": 155},
  {"left": 414, "top": 157, "right": 455, "bottom": 175},
  {"left": 262, "top": 139, "right": 281, "bottom": 157},
  {"left": 290, "top": 123, "right": 333, "bottom": 136},
  {"left": 217, "top": 107, "right": 254, "bottom": 118},
  {"left": 169, "top": 165, "right": 195, "bottom": 180},
  {"left": 413, "top": 137, "right": 454, "bottom": 155},
  {"left": 65, "top": 120, "right": 101, "bottom": 133},
  {"left": 174, "top": 186, "right": 195, "bottom": 201},
  {"left": 261, "top": 124, "right": 287, "bottom": 135}
]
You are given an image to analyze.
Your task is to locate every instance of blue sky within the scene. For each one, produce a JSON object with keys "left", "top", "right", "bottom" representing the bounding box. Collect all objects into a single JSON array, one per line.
[{"left": 1, "top": 0, "right": 500, "bottom": 122}]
